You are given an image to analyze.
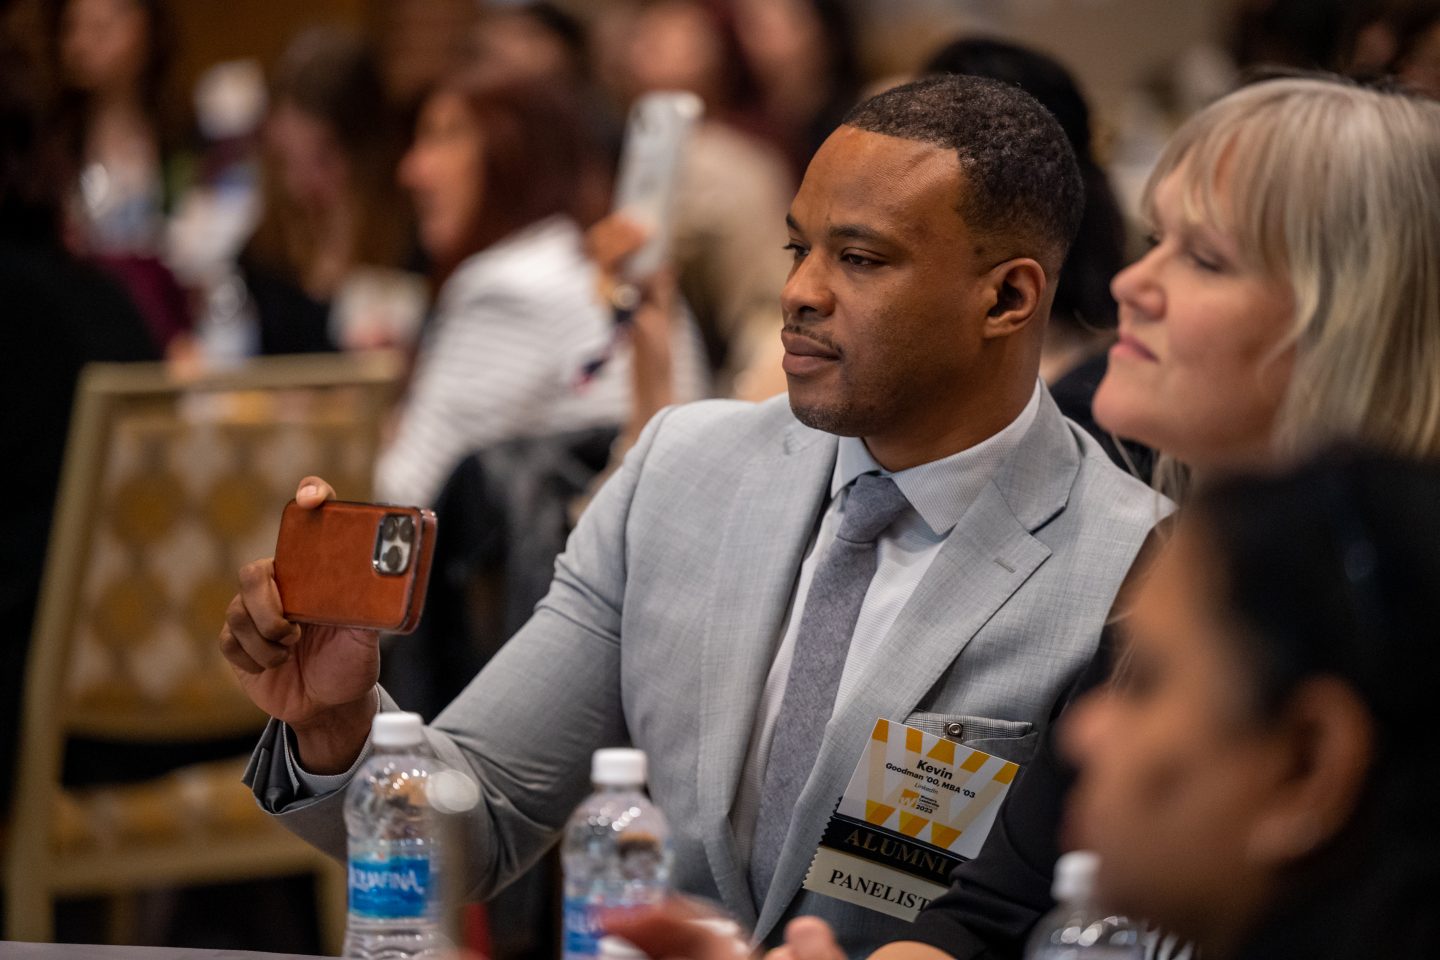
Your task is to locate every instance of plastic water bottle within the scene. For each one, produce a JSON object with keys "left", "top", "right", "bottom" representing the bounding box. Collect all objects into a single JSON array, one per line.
[
  {"left": 343, "top": 711, "right": 448, "bottom": 960},
  {"left": 562, "top": 748, "right": 674, "bottom": 960},
  {"left": 1024, "top": 851, "right": 1145, "bottom": 960}
]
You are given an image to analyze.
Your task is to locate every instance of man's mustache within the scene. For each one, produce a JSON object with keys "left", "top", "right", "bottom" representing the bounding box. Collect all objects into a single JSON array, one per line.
[{"left": 782, "top": 323, "right": 842, "bottom": 355}]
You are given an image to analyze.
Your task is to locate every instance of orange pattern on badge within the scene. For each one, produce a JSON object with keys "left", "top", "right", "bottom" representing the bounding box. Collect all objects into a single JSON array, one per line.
[{"left": 850, "top": 718, "right": 1023, "bottom": 854}]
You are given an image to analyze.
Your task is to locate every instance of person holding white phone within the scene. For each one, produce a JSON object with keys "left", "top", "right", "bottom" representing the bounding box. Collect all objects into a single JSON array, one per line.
[{"left": 375, "top": 79, "right": 630, "bottom": 508}]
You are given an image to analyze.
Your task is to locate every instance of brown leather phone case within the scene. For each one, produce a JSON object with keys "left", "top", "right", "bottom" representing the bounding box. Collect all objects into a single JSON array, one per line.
[{"left": 273, "top": 499, "right": 437, "bottom": 634}]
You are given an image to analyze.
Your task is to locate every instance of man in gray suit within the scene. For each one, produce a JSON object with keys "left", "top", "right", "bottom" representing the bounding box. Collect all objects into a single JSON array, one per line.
[{"left": 222, "top": 75, "right": 1166, "bottom": 956}]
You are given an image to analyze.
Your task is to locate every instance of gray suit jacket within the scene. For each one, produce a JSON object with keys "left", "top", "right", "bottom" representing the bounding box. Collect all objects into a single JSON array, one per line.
[{"left": 246, "top": 391, "right": 1169, "bottom": 955}]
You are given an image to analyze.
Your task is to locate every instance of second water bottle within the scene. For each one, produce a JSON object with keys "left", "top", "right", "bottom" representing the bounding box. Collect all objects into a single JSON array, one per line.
[
  {"left": 561, "top": 748, "right": 673, "bottom": 960},
  {"left": 1024, "top": 851, "right": 1145, "bottom": 960}
]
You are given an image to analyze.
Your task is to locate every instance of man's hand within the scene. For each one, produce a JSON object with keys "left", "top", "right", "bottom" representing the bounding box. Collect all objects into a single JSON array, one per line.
[
  {"left": 218, "top": 475, "right": 380, "bottom": 773},
  {"left": 606, "top": 906, "right": 955, "bottom": 960},
  {"left": 584, "top": 213, "right": 680, "bottom": 447},
  {"left": 765, "top": 921, "right": 954, "bottom": 960},
  {"left": 604, "top": 900, "right": 749, "bottom": 960},
  {"left": 585, "top": 214, "right": 649, "bottom": 282},
  {"left": 762, "top": 918, "right": 845, "bottom": 960}
]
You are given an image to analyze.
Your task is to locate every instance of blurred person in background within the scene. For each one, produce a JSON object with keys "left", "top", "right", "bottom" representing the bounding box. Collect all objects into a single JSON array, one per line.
[
  {"left": 51, "top": 0, "right": 190, "bottom": 348},
  {"left": 607, "top": 0, "right": 793, "bottom": 397},
  {"left": 53, "top": 0, "right": 177, "bottom": 255},
  {"left": 1063, "top": 453, "right": 1440, "bottom": 960},
  {"left": 731, "top": 0, "right": 862, "bottom": 181},
  {"left": 0, "top": 40, "right": 156, "bottom": 822},
  {"left": 236, "top": 26, "right": 415, "bottom": 356},
  {"left": 1227, "top": 0, "right": 1355, "bottom": 74},
  {"left": 376, "top": 78, "right": 639, "bottom": 508},
  {"left": 468, "top": 1, "right": 622, "bottom": 229},
  {"left": 617, "top": 0, "right": 766, "bottom": 134},
  {"left": 471, "top": 0, "right": 590, "bottom": 89},
  {"left": 1108, "top": 0, "right": 1359, "bottom": 221},
  {"left": 922, "top": 38, "right": 1139, "bottom": 474},
  {"left": 1344, "top": 0, "right": 1440, "bottom": 97}
]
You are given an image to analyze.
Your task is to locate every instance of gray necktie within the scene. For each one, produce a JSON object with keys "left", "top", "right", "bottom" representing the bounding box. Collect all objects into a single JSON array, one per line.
[{"left": 748, "top": 473, "right": 912, "bottom": 908}]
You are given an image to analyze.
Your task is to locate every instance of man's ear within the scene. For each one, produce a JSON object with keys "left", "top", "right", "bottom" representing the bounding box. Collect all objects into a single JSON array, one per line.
[
  {"left": 1245, "top": 677, "right": 1376, "bottom": 866},
  {"left": 982, "top": 258, "right": 1048, "bottom": 339}
]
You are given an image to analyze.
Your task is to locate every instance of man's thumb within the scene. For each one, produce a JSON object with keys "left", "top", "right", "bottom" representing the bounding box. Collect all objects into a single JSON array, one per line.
[{"left": 784, "top": 917, "right": 842, "bottom": 960}]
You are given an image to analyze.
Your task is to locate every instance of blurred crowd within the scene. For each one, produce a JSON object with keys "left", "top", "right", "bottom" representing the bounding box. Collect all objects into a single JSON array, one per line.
[
  {"left": 6, "top": 0, "right": 1440, "bottom": 475},
  {"left": 7, "top": 0, "right": 1440, "bottom": 495},
  {"left": 5, "top": 0, "right": 1440, "bottom": 954}
]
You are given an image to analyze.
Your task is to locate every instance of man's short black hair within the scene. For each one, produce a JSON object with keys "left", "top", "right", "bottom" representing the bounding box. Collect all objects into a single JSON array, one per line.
[{"left": 842, "top": 74, "right": 1084, "bottom": 271}]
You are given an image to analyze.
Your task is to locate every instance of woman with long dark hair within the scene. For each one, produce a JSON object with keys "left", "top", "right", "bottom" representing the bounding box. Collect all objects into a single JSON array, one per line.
[
  {"left": 52, "top": 0, "right": 178, "bottom": 256},
  {"left": 51, "top": 0, "right": 192, "bottom": 347},
  {"left": 240, "top": 27, "right": 413, "bottom": 355},
  {"left": 376, "top": 79, "right": 634, "bottom": 508}
]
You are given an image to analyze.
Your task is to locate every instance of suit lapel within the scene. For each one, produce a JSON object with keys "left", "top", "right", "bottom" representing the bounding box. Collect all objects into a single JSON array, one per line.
[
  {"left": 752, "top": 391, "right": 1082, "bottom": 939},
  {"left": 696, "top": 418, "right": 837, "bottom": 928}
]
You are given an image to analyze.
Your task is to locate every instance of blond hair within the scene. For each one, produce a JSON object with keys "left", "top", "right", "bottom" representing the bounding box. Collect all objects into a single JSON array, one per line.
[{"left": 1144, "top": 77, "right": 1440, "bottom": 467}]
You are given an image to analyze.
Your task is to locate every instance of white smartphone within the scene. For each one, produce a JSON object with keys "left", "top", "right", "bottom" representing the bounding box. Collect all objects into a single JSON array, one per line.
[{"left": 611, "top": 91, "right": 704, "bottom": 282}]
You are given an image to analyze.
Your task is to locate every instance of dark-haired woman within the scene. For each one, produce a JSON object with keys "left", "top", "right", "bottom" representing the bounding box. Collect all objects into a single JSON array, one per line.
[
  {"left": 239, "top": 27, "right": 413, "bottom": 356},
  {"left": 1064, "top": 454, "right": 1440, "bottom": 959},
  {"left": 54, "top": 0, "right": 176, "bottom": 256},
  {"left": 1, "top": 44, "right": 156, "bottom": 818},
  {"left": 376, "top": 79, "right": 703, "bottom": 508},
  {"left": 53, "top": 0, "right": 191, "bottom": 348}
]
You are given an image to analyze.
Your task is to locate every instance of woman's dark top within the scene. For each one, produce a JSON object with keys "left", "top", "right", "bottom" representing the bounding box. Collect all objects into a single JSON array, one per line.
[
  {"left": 904, "top": 636, "right": 1114, "bottom": 959},
  {"left": 0, "top": 239, "right": 158, "bottom": 815},
  {"left": 1050, "top": 352, "right": 1154, "bottom": 484}
]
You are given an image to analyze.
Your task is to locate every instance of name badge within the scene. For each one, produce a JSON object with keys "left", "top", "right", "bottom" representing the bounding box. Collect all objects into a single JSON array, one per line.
[{"left": 801, "top": 718, "right": 1021, "bottom": 920}]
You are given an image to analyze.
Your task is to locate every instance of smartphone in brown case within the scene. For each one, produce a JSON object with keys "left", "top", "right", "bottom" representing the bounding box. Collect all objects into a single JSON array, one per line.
[{"left": 273, "top": 499, "right": 437, "bottom": 634}]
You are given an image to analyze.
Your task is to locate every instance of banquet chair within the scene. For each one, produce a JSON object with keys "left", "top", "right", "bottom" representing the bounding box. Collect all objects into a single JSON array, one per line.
[{"left": 3, "top": 352, "right": 402, "bottom": 948}]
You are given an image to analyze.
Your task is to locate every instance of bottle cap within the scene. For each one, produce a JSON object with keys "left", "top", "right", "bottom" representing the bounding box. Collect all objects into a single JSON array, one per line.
[
  {"left": 372, "top": 711, "right": 424, "bottom": 748},
  {"left": 592, "top": 748, "right": 647, "bottom": 786},
  {"left": 1052, "top": 850, "right": 1100, "bottom": 902}
]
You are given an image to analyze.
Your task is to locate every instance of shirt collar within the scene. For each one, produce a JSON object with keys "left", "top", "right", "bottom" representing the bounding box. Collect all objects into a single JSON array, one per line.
[{"left": 831, "top": 380, "right": 1044, "bottom": 536}]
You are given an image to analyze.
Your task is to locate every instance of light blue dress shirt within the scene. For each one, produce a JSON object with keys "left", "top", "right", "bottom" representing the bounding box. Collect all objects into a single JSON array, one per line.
[{"left": 730, "top": 381, "right": 1043, "bottom": 858}]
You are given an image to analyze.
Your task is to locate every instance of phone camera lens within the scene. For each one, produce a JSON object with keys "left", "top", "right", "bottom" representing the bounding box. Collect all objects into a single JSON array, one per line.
[
  {"left": 383, "top": 544, "right": 402, "bottom": 572},
  {"left": 381, "top": 516, "right": 397, "bottom": 539},
  {"left": 398, "top": 517, "right": 414, "bottom": 541}
]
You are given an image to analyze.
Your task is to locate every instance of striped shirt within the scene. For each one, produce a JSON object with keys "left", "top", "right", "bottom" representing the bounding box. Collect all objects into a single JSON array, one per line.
[{"left": 375, "top": 216, "right": 632, "bottom": 507}]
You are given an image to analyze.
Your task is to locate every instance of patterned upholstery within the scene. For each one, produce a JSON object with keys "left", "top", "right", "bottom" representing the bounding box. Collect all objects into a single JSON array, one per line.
[
  {"left": 4, "top": 354, "right": 401, "bottom": 947},
  {"left": 52, "top": 757, "right": 265, "bottom": 854},
  {"left": 68, "top": 403, "right": 372, "bottom": 738}
]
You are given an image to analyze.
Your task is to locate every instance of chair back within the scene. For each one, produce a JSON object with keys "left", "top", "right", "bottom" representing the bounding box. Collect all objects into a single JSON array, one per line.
[{"left": 11, "top": 352, "right": 400, "bottom": 848}]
